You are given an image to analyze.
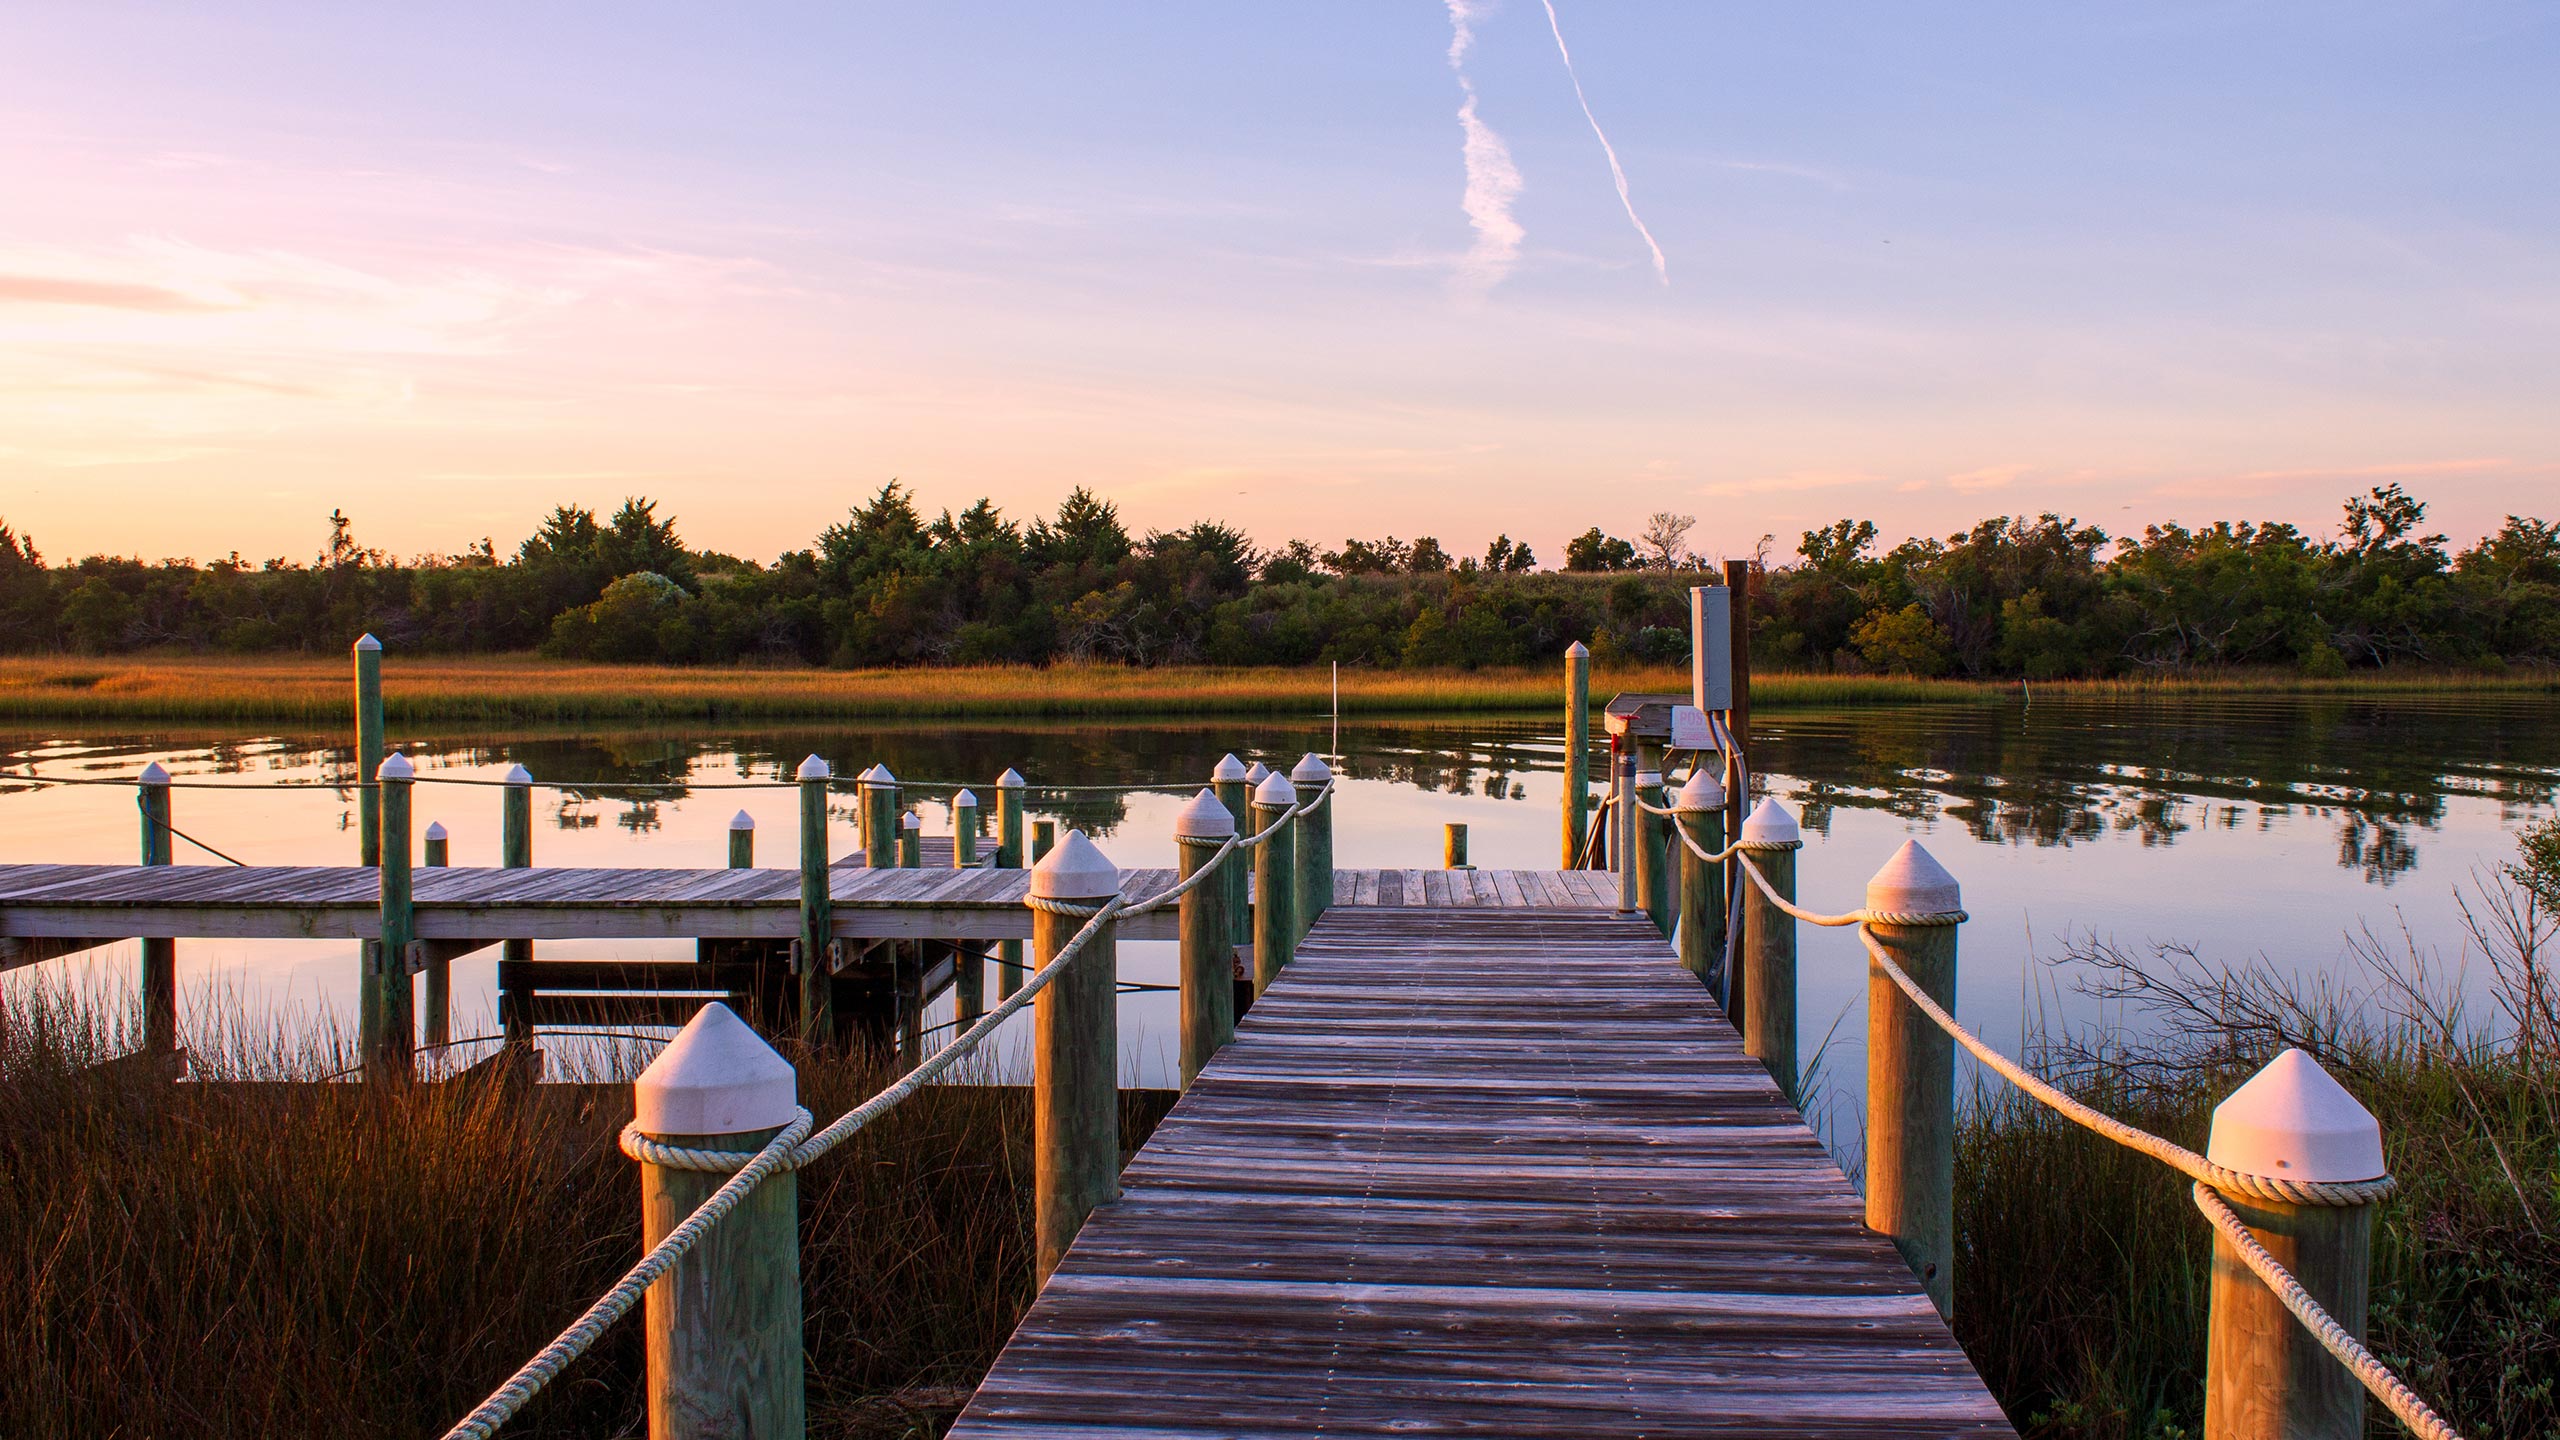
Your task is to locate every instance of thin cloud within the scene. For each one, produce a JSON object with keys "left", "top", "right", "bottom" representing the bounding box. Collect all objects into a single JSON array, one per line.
[
  {"left": 1538, "top": 0, "right": 1667, "bottom": 284},
  {"left": 0, "top": 275, "right": 232, "bottom": 313},
  {"left": 1445, "top": 1, "right": 1523, "bottom": 295}
]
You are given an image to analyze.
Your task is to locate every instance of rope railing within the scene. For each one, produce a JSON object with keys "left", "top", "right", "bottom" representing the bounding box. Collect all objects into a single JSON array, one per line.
[
  {"left": 441, "top": 890, "right": 1129, "bottom": 1440},
  {"left": 1724, "top": 841, "right": 2446, "bottom": 1436},
  {"left": 1016, "top": 778, "right": 1331, "bottom": 923}
]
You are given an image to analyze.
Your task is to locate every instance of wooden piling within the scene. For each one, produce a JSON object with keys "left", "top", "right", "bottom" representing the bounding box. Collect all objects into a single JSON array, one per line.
[
  {"left": 1033, "top": 819, "right": 1056, "bottom": 862},
  {"left": 897, "top": 810, "right": 921, "bottom": 868},
  {"left": 1563, "top": 641, "right": 1590, "bottom": 868},
  {"left": 1173, "top": 790, "right": 1236, "bottom": 1086},
  {"left": 1029, "top": 831, "right": 1121, "bottom": 1284},
  {"left": 1672, "top": 769, "right": 1727, "bottom": 985},
  {"left": 953, "top": 790, "right": 984, "bottom": 1029},
  {"left": 634, "top": 1004, "right": 804, "bottom": 1440},
  {"left": 1736, "top": 799, "right": 1801, "bottom": 1097},
  {"left": 1212, "top": 755, "right": 1253, "bottom": 950},
  {"left": 1250, "top": 773, "right": 1296, "bottom": 990},
  {"left": 371, "top": 752, "right": 415, "bottom": 1079},
  {"left": 861, "top": 767, "right": 899, "bottom": 870},
  {"left": 796, "top": 756, "right": 833, "bottom": 1048},
  {"left": 353, "top": 634, "right": 383, "bottom": 866},
  {"left": 1289, "top": 754, "right": 1332, "bottom": 941},
  {"left": 1636, "top": 768, "right": 1672, "bottom": 938},
  {"left": 1614, "top": 748, "right": 1639, "bottom": 914},
  {"left": 995, "top": 770, "right": 1026, "bottom": 1001},
  {"left": 137, "top": 764, "right": 176, "bottom": 1058},
  {"left": 1863, "top": 841, "right": 1962, "bottom": 1318},
  {"left": 1443, "top": 822, "right": 1470, "bottom": 870},
  {"left": 500, "top": 766, "right": 533, "bottom": 1049},
  {"left": 1723, "top": 559, "right": 1754, "bottom": 884},
  {"left": 420, "top": 820, "right": 450, "bottom": 1048},
  {"left": 2202, "top": 1051, "right": 2385, "bottom": 1440}
]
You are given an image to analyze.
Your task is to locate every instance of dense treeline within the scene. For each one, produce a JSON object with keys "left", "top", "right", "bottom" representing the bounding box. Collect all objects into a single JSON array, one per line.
[{"left": 0, "top": 483, "right": 2553, "bottom": 676}]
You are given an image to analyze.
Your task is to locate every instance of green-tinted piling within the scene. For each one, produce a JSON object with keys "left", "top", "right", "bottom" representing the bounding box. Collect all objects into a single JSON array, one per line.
[
  {"left": 370, "top": 752, "right": 415, "bottom": 1080},
  {"left": 1173, "top": 790, "right": 1237, "bottom": 1086},
  {"left": 995, "top": 770, "right": 1027, "bottom": 1001},
  {"left": 1562, "top": 641, "right": 1590, "bottom": 867},
  {"left": 1250, "top": 774, "right": 1296, "bottom": 991},
  {"left": 796, "top": 756, "right": 834, "bottom": 1048},
  {"left": 1673, "top": 770, "right": 1727, "bottom": 988},
  {"left": 1028, "top": 831, "right": 1121, "bottom": 1284}
]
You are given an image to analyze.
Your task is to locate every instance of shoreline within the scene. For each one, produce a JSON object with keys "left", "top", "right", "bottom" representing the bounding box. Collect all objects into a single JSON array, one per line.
[{"left": 0, "top": 654, "right": 2549, "bottom": 724}]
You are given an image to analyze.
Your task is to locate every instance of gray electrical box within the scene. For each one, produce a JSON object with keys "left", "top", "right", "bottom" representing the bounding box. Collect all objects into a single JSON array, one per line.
[{"left": 1691, "top": 585, "right": 1732, "bottom": 712}]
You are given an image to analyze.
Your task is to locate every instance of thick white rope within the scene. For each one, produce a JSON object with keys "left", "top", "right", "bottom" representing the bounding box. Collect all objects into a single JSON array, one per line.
[
  {"left": 441, "top": 1106, "right": 814, "bottom": 1440},
  {"left": 2193, "top": 1183, "right": 2462, "bottom": 1440}
]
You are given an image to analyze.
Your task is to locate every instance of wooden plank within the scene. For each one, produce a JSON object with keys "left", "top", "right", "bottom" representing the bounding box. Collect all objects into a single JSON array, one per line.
[{"left": 948, "top": 904, "right": 2011, "bottom": 1440}]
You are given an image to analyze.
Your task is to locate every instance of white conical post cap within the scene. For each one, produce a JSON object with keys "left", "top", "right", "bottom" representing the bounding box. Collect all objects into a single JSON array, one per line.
[
  {"left": 1566, "top": 641, "right": 1589, "bottom": 658},
  {"left": 870, "top": 763, "right": 898, "bottom": 786},
  {"left": 633, "top": 1002, "right": 799, "bottom": 1137},
  {"left": 1676, "top": 768, "right": 1725, "bottom": 811},
  {"left": 139, "top": 762, "right": 170, "bottom": 785},
  {"left": 730, "top": 809, "right": 755, "bottom": 831},
  {"left": 1866, "top": 840, "right": 1959, "bottom": 915},
  {"left": 1029, "top": 828, "right": 1120, "bottom": 899},
  {"left": 796, "top": 754, "right": 830, "bottom": 781},
  {"left": 354, "top": 633, "right": 380, "bottom": 652},
  {"left": 997, "top": 768, "right": 1025, "bottom": 788},
  {"left": 2208, "top": 1048, "right": 2386, "bottom": 1183},
  {"left": 1175, "top": 787, "right": 1238, "bottom": 839},
  {"left": 1244, "top": 761, "right": 1271, "bottom": 784},
  {"left": 953, "top": 788, "right": 978, "bottom": 808},
  {"left": 424, "top": 821, "right": 448, "bottom": 841},
  {"left": 1290, "top": 752, "right": 1332, "bottom": 785},
  {"left": 1254, "top": 772, "right": 1297, "bottom": 806},
  {"left": 1741, "top": 797, "right": 1800, "bottom": 845},
  {"left": 901, "top": 810, "right": 921, "bottom": 830},
  {"left": 503, "top": 763, "right": 532, "bottom": 784},
  {"left": 377, "top": 752, "right": 414, "bottom": 781},
  {"left": 1212, "top": 753, "right": 1249, "bottom": 782}
]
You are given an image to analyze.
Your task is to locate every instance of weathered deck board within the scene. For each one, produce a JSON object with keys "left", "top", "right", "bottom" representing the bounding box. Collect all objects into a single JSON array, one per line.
[{"left": 949, "top": 907, "right": 2011, "bottom": 1440}]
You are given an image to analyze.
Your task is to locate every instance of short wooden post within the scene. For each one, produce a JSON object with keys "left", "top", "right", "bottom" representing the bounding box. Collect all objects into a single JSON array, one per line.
[
  {"left": 2203, "top": 1050, "right": 2385, "bottom": 1440},
  {"left": 137, "top": 763, "right": 177, "bottom": 1058},
  {"left": 860, "top": 766, "right": 899, "bottom": 870},
  {"left": 633, "top": 1003, "right": 804, "bottom": 1439},
  {"left": 1243, "top": 761, "right": 1270, "bottom": 791},
  {"left": 995, "top": 769, "right": 1027, "bottom": 1000},
  {"left": 1636, "top": 768, "right": 1673, "bottom": 937},
  {"left": 796, "top": 755, "right": 833, "bottom": 1048},
  {"left": 1864, "top": 840, "right": 1963, "bottom": 1318},
  {"left": 728, "top": 808, "right": 754, "bottom": 868},
  {"left": 1562, "top": 641, "right": 1590, "bottom": 867},
  {"left": 1672, "top": 769, "right": 1727, "bottom": 984},
  {"left": 1028, "top": 830, "right": 1121, "bottom": 1283},
  {"left": 421, "top": 820, "right": 451, "bottom": 1048},
  {"left": 370, "top": 752, "right": 416, "bottom": 1080},
  {"left": 499, "top": 765, "right": 533, "bottom": 1049},
  {"left": 895, "top": 810, "right": 920, "bottom": 868},
  {"left": 1250, "top": 773, "right": 1297, "bottom": 991},
  {"left": 1289, "top": 754, "right": 1332, "bottom": 941},
  {"left": 1443, "top": 822, "right": 1471, "bottom": 869},
  {"left": 951, "top": 789, "right": 985, "bottom": 1028},
  {"left": 1737, "top": 798, "right": 1801, "bottom": 1096},
  {"left": 1614, "top": 747, "right": 1639, "bottom": 914},
  {"left": 353, "top": 633, "right": 383, "bottom": 866},
  {"left": 1212, "top": 754, "right": 1252, "bottom": 951},
  {"left": 1174, "top": 790, "right": 1237, "bottom": 1086}
]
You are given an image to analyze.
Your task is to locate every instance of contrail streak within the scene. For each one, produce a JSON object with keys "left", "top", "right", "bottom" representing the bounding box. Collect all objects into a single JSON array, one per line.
[
  {"left": 1539, "top": 0, "right": 1667, "bottom": 284},
  {"left": 1445, "top": 0, "right": 1522, "bottom": 294}
]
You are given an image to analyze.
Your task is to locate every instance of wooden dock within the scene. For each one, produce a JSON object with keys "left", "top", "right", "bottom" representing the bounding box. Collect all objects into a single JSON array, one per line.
[{"left": 949, "top": 904, "right": 2011, "bottom": 1438}]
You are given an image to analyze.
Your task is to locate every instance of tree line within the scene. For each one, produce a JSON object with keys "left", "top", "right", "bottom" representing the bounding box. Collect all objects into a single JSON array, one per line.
[{"left": 0, "top": 483, "right": 2552, "bottom": 677}]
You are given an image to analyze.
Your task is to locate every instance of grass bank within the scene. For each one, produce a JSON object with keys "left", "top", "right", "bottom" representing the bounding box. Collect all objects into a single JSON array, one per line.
[
  {"left": 0, "top": 654, "right": 2548, "bottom": 724},
  {"left": 0, "top": 994, "right": 1171, "bottom": 1439}
]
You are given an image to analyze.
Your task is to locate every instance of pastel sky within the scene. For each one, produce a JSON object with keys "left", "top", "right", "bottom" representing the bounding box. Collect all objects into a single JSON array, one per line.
[{"left": 3, "top": 2, "right": 2554, "bottom": 567}]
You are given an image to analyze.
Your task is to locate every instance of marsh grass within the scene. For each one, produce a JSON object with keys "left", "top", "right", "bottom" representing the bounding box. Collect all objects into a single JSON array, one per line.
[
  {"left": 1955, "top": 868, "right": 2560, "bottom": 1440},
  {"left": 0, "top": 984, "right": 1170, "bottom": 1438},
  {"left": 0, "top": 654, "right": 2545, "bottom": 724}
]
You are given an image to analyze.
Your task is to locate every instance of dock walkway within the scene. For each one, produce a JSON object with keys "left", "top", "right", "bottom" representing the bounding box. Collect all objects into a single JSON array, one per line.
[{"left": 950, "top": 904, "right": 2011, "bottom": 1438}]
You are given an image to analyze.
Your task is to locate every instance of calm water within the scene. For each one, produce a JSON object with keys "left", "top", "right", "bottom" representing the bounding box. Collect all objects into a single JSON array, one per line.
[{"left": 4, "top": 694, "right": 2555, "bottom": 1120}]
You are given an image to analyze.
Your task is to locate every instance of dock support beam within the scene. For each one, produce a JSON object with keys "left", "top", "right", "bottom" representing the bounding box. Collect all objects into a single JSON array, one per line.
[
  {"left": 420, "top": 821, "right": 450, "bottom": 1048},
  {"left": 953, "top": 790, "right": 984, "bottom": 1029},
  {"left": 1029, "top": 831, "right": 1121, "bottom": 1284},
  {"left": 1563, "top": 641, "right": 1590, "bottom": 867},
  {"left": 370, "top": 752, "right": 415, "bottom": 1080},
  {"left": 1672, "top": 769, "right": 1726, "bottom": 986},
  {"left": 1290, "top": 754, "right": 1332, "bottom": 942},
  {"left": 634, "top": 1004, "right": 804, "bottom": 1440},
  {"left": 1863, "top": 841, "right": 1963, "bottom": 1318},
  {"left": 1250, "top": 773, "right": 1297, "bottom": 990},
  {"left": 1737, "top": 800, "right": 1801, "bottom": 1098},
  {"left": 995, "top": 770, "right": 1026, "bottom": 1001},
  {"left": 2203, "top": 1051, "right": 2384, "bottom": 1440},
  {"left": 1173, "top": 790, "right": 1237, "bottom": 1086},
  {"left": 138, "top": 764, "right": 176, "bottom": 1060},
  {"left": 796, "top": 756, "right": 833, "bottom": 1048},
  {"left": 499, "top": 766, "right": 533, "bottom": 1051}
]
